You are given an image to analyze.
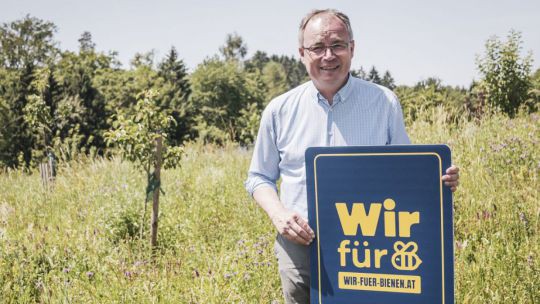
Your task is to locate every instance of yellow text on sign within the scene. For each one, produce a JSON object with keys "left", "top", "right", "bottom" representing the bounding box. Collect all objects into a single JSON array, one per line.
[
  {"left": 338, "top": 272, "right": 421, "bottom": 294},
  {"left": 335, "top": 199, "right": 420, "bottom": 237}
]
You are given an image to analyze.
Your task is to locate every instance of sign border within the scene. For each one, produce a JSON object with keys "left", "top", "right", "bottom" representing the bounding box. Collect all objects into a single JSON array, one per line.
[{"left": 312, "top": 152, "right": 446, "bottom": 304}]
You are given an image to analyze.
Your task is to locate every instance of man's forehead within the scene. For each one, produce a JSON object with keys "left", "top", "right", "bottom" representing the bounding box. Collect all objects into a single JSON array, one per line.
[
  {"left": 307, "top": 30, "right": 348, "bottom": 44},
  {"left": 303, "top": 15, "right": 349, "bottom": 42},
  {"left": 315, "top": 30, "right": 343, "bottom": 39}
]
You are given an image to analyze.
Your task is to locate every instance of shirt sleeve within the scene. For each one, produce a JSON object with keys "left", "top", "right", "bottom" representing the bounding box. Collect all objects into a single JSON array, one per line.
[
  {"left": 244, "top": 106, "right": 281, "bottom": 196},
  {"left": 388, "top": 92, "right": 411, "bottom": 145}
]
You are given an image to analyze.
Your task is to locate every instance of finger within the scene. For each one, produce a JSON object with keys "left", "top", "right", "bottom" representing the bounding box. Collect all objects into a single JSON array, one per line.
[
  {"left": 285, "top": 215, "right": 312, "bottom": 243},
  {"left": 294, "top": 216, "right": 315, "bottom": 238},
  {"left": 446, "top": 165, "right": 459, "bottom": 174},
  {"left": 288, "top": 222, "right": 312, "bottom": 244},
  {"left": 444, "top": 179, "right": 459, "bottom": 186},
  {"left": 444, "top": 180, "right": 459, "bottom": 192},
  {"left": 442, "top": 173, "right": 459, "bottom": 182},
  {"left": 281, "top": 226, "right": 309, "bottom": 245}
]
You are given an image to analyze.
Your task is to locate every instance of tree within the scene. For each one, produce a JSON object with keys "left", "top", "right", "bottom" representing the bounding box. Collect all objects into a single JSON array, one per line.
[
  {"left": 395, "top": 78, "right": 468, "bottom": 122},
  {"left": 0, "top": 15, "right": 59, "bottom": 167},
  {"left": 22, "top": 66, "right": 55, "bottom": 160},
  {"left": 54, "top": 39, "right": 116, "bottom": 155},
  {"left": 476, "top": 30, "right": 533, "bottom": 115},
  {"left": 105, "top": 90, "right": 183, "bottom": 249},
  {"left": 189, "top": 58, "right": 265, "bottom": 143},
  {"left": 219, "top": 33, "right": 247, "bottom": 61},
  {"left": 262, "top": 61, "right": 288, "bottom": 100},
  {"left": 368, "top": 66, "right": 381, "bottom": 84},
  {"left": 269, "top": 54, "right": 308, "bottom": 89},
  {"left": 0, "top": 15, "right": 58, "bottom": 69},
  {"left": 351, "top": 66, "right": 367, "bottom": 80},
  {"left": 156, "top": 47, "right": 192, "bottom": 144},
  {"left": 381, "top": 71, "right": 396, "bottom": 90},
  {"left": 528, "top": 68, "right": 540, "bottom": 110},
  {"left": 78, "top": 31, "right": 96, "bottom": 52},
  {"left": 245, "top": 50, "right": 270, "bottom": 72}
]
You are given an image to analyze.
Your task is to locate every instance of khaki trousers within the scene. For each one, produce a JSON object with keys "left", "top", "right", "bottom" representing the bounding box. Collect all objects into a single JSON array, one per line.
[{"left": 274, "top": 234, "right": 311, "bottom": 304}]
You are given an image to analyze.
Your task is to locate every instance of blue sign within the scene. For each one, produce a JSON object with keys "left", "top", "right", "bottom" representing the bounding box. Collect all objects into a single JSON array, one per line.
[{"left": 306, "top": 145, "right": 454, "bottom": 304}]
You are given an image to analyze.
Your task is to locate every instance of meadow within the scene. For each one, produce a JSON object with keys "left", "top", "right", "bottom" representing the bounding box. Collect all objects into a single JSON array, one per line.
[{"left": 0, "top": 108, "right": 538, "bottom": 303}]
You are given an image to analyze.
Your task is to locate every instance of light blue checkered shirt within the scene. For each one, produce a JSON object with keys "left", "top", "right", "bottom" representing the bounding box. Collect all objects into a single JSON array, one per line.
[{"left": 244, "top": 75, "right": 410, "bottom": 219}]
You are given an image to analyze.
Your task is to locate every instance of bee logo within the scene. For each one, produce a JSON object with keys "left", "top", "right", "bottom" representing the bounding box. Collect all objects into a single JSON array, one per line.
[{"left": 391, "top": 241, "right": 422, "bottom": 271}]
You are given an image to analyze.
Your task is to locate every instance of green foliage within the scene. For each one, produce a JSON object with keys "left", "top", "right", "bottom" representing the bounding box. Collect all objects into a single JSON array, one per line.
[
  {"left": 237, "top": 103, "right": 262, "bottom": 145},
  {"left": 476, "top": 30, "right": 534, "bottom": 116},
  {"left": 262, "top": 61, "right": 288, "bottom": 100},
  {"left": 22, "top": 66, "right": 54, "bottom": 163},
  {"left": 352, "top": 66, "right": 395, "bottom": 89},
  {"left": 156, "top": 47, "right": 193, "bottom": 144},
  {"left": 219, "top": 32, "right": 248, "bottom": 61},
  {"left": 368, "top": 66, "right": 381, "bottom": 84},
  {"left": 269, "top": 54, "right": 309, "bottom": 89},
  {"left": 527, "top": 68, "right": 540, "bottom": 110},
  {"left": 0, "top": 112, "right": 538, "bottom": 302},
  {"left": 395, "top": 78, "right": 468, "bottom": 124},
  {"left": 350, "top": 66, "right": 367, "bottom": 80},
  {"left": 0, "top": 16, "right": 59, "bottom": 167},
  {"left": 408, "top": 109, "right": 539, "bottom": 303},
  {"left": 0, "top": 15, "right": 58, "bottom": 69},
  {"left": 189, "top": 58, "right": 264, "bottom": 144},
  {"left": 105, "top": 90, "right": 182, "bottom": 171},
  {"left": 381, "top": 70, "right": 396, "bottom": 90},
  {"left": 0, "top": 145, "right": 283, "bottom": 302}
]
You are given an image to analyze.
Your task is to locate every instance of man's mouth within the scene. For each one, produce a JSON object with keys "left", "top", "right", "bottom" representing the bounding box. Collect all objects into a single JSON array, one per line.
[{"left": 320, "top": 66, "right": 339, "bottom": 71}]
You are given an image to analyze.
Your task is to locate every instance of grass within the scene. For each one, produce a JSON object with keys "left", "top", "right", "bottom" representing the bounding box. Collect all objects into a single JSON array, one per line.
[{"left": 0, "top": 109, "right": 538, "bottom": 303}]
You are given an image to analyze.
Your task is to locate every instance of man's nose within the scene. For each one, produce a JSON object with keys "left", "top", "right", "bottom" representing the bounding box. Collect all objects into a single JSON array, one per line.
[{"left": 322, "top": 47, "right": 337, "bottom": 59}]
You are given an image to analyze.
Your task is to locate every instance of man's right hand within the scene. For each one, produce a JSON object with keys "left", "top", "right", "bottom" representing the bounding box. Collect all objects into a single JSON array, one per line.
[
  {"left": 252, "top": 186, "right": 315, "bottom": 246},
  {"left": 270, "top": 208, "right": 315, "bottom": 246}
]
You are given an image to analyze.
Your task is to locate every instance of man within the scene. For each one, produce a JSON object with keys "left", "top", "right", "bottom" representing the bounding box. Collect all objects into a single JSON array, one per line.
[{"left": 244, "top": 9, "right": 459, "bottom": 304}]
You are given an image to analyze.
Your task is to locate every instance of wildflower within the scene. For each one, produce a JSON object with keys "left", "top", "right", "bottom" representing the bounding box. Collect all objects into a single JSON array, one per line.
[
  {"left": 519, "top": 212, "right": 528, "bottom": 226},
  {"left": 224, "top": 271, "right": 237, "bottom": 279},
  {"left": 35, "top": 279, "right": 44, "bottom": 290},
  {"left": 134, "top": 260, "right": 145, "bottom": 267},
  {"left": 86, "top": 271, "right": 94, "bottom": 279},
  {"left": 455, "top": 240, "right": 468, "bottom": 250},
  {"left": 477, "top": 210, "right": 491, "bottom": 220},
  {"left": 63, "top": 267, "right": 71, "bottom": 273}
]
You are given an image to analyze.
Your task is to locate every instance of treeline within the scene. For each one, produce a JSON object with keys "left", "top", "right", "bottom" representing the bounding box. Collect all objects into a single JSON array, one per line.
[{"left": 1, "top": 16, "right": 538, "bottom": 169}]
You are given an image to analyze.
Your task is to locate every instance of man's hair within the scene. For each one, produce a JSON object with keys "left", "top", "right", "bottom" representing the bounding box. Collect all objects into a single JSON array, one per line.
[{"left": 298, "top": 9, "right": 354, "bottom": 47}]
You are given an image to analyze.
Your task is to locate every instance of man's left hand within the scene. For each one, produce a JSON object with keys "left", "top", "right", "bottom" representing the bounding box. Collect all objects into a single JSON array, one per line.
[{"left": 442, "top": 165, "right": 460, "bottom": 192}]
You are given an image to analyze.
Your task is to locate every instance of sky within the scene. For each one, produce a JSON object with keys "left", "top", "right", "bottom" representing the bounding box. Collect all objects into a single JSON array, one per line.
[{"left": 2, "top": 0, "right": 539, "bottom": 87}]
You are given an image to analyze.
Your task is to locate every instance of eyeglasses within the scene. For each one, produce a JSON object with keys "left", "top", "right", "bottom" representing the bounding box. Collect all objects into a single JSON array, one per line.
[{"left": 302, "top": 42, "right": 351, "bottom": 58}]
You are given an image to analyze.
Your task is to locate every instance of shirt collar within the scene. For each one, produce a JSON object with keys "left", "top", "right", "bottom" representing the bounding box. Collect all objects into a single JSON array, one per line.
[{"left": 309, "top": 73, "right": 354, "bottom": 106}]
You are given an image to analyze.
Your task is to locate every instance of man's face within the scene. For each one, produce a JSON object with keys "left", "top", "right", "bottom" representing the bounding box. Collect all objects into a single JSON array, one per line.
[{"left": 299, "top": 14, "right": 354, "bottom": 94}]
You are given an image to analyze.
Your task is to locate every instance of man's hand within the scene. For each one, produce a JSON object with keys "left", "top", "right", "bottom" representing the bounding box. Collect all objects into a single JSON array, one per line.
[
  {"left": 270, "top": 208, "right": 315, "bottom": 246},
  {"left": 252, "top": 186, "right": 315, "bottom": 246},
  {"left": 442, "top": 165, "right": 460, "bottom": 192}
]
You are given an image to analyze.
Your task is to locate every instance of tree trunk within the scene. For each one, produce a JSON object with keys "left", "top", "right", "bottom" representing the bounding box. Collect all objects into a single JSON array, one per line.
[{"left": 151, "top": 136, "right": 163, "bottom": 248}]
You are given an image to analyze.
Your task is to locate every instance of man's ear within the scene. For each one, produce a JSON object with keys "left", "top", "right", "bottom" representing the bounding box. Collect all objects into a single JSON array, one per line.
[
  {"left": 350, "top": 40, "right": 355, "bottom": 58},
  {"left": 299, "top": 47, "right": 306, "bottom": 64}
]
